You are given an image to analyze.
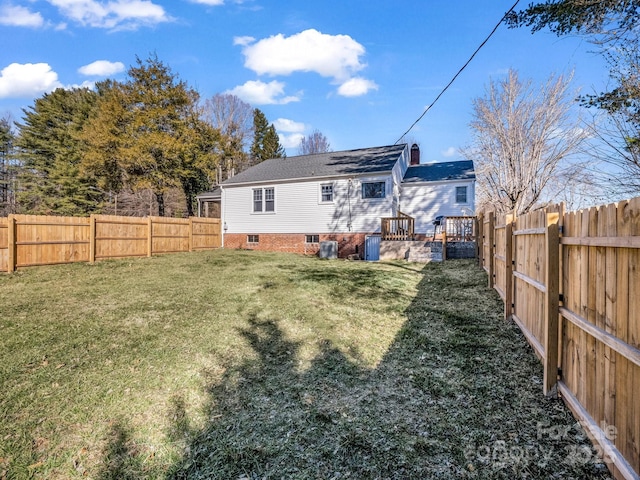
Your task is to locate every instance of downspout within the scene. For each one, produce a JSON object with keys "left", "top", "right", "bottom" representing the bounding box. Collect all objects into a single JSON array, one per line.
[
  {"left": 221, "top": 187, "right": 225, "bottom": 248},
  {"left": 347, "top": 178, "right": 353, "bottom": 232}
]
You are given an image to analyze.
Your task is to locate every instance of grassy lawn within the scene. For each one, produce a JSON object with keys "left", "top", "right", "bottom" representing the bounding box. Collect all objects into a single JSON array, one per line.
[{"left": 0, "top": 251, "right": 611, "bottom": 479}]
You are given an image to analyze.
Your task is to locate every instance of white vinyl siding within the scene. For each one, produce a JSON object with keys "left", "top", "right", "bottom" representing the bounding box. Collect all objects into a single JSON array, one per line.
[
  {"left": 400, "top": 180, "right": 475, "bottom": 234},
  {"left": 223, "top": 176, "right": 393, "bottom": 234}
]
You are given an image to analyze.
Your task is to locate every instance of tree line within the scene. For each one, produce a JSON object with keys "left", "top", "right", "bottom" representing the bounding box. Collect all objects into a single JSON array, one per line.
[{"left": 0, "top": 54, "right": 327, "bottom": 217}]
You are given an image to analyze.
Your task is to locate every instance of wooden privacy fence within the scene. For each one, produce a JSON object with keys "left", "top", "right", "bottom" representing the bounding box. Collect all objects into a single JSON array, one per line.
[
  {"left": 478, "top": 199, "right": 640, "bottom": 480},
  {"left": 0, "top": 214, "right": 221, "bottom": 272}
]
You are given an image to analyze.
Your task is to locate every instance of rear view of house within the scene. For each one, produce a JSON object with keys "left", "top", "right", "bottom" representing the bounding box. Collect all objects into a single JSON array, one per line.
[{"left": 215, "top": 143, "right": 475, "bottom": 258}]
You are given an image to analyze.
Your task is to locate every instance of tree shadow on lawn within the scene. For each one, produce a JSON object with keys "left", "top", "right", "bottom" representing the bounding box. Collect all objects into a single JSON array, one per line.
[
  {"left": 97, "top": 420, "right": 148, "bottom": 480},
  {"left": 106, "top": 261, "right": 612, "bottom": 479}
]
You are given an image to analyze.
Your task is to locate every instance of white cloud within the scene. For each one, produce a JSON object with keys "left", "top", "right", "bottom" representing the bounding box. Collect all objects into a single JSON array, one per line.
[
  {"left": 0, "top": 63, "right": 63, "bottom": 98},
  {"left": 278, "top": 133, "right": 305, "bottom": 149},
  {"left": 190, "top": 0, "right": 224, "bottom": 5},
  {"left": 337, "top": 77, "right": 378, "bottom": 97},
  {"left": 46, "top": 0, "right": 170, "bottom": 29},
  {"left": 273, "top": 118, "right": 305, "bottom": 133},
  {"left": 238, "top": 29, "right": 367, "bottom": 82},
  {"left": 68, "top": 80, "right": 96, "bottom": 89},
  {"left": 78, "top": 60, "right": 125, "bottom": 76},
  {"left": 441, "top": 147, "right": 458, "bottom": 158},
  {"left": 226, "top": 80, "right": 300, "bottom": 105},
  {"left": 233, "top": 35, "right": 255, "bottom": 46},
  {"left": 0, "top": 4, "right": 45, "bottom": 27}
]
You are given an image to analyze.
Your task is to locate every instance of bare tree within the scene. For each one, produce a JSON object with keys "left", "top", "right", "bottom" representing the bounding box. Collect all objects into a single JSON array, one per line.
[
  {"left": 298, "top": 129, "right": 331, "bottom": 155},
  {"left": 582, "top": 111, "right": 640, "bottom": 198},
  {"left": 201, "top": 93, "right": 253, "bottom": 182},
  {"left": 461, "top": 69, "right": 587, "bottom": 215}
]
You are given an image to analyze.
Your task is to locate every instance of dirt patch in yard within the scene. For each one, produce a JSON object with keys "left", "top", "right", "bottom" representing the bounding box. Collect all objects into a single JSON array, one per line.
[{"left": 163, "top": 260, "right": 611, "bottom": 480}]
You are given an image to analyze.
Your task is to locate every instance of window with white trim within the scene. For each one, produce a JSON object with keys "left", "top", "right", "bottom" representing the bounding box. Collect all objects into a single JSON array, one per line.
[
  {"left": 320, "top": 183, "right": 334, "bottom": 203},
  {"left": 252, "top": 187, "right": 275, "bottom": 213},
  {"left": 247, "top": 235, "right": 259, "bottom": 243},
  {"left": 253, "top": 189, "right": 262, "bottom": 212},
  {"left": 305, "top": 234, "right": 319, "bottom": 243},
  {"left": 456, "top": 186, "right": 468, "bottom": 204},
  {"left": 362, "top": 181, "right": 385, "bottom": 199},
  {"left": 264, "top": 187, "right": 275, "bottom": 212}
]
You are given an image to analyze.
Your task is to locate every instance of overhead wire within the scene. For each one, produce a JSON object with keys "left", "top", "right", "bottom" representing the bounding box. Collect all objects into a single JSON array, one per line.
[{"left": 395, "top": 0, "right": 521, "bottom": 145}]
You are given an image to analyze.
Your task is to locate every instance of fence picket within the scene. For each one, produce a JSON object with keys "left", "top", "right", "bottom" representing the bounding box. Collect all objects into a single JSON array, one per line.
[
  {"left": 481, "top": 198, "right": 640, "bottom": 479},
  {"left": 0, "top": 214, "right": 221, "bottom": 272}
]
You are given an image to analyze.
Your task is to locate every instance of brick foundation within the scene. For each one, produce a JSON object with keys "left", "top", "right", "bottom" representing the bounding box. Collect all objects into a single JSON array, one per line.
[{"left": 224, "top": 233, "right": 369, "bottom": 259}]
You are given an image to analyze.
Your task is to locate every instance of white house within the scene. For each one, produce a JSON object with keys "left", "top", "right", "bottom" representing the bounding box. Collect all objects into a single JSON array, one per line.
[
  {"left": 401, "top": 159, "right": 476, "bottom": 233},
  {"left": 199, "top": 143, "right": 475, "bottom": 258}
]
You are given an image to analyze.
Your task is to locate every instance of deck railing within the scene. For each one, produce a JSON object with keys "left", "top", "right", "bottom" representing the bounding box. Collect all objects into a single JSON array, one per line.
[
  {"left": 444, "top": 216, "right": 475, "bottom": 241},
  {"left": 381, "top": 211, "right": 415, "bottom": 241}
]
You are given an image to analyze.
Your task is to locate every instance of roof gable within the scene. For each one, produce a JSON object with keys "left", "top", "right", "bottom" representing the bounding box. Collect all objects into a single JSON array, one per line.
[
  {"left": 222, "top": 144, "right": 407, "bottom": 186},
  {"left": 402, "top": 160, "right": 475, "bottom": 183}
]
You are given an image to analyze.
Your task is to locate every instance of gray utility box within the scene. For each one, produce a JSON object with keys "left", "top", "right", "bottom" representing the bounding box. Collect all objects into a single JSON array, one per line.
[{"left": 319, "top": 240, "right": 338, "bottom": 259}]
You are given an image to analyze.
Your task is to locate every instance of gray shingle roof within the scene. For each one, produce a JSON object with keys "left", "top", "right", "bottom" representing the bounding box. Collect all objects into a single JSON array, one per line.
[
  {"left": 195, "top": 186, "right": 221, "bottom": 200},
  {"left": 222, "top": 144, "right": 407, "bottom": 186},
  {"left": 402, "top": 160, "right": 475, "bottom": 183}
]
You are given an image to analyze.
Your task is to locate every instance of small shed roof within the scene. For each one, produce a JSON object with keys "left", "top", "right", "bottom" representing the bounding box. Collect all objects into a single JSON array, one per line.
[
  {"left": 222, "top": 144, "right": 407, "bottom": 186},
  {"left": 402, "top": 160, "right": 475, "bottom": 184},
  {"left": 196, "top": 186, "right": 221, "bottom": 200}
]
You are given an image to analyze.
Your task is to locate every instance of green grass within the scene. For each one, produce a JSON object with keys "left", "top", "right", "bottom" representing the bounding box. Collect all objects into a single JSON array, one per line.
[{"left": 0, "top": 251, "right": 611, "bottom": 479}]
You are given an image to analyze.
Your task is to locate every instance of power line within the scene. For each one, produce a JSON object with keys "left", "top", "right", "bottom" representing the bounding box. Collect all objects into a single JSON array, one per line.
[{"left": 395, "top": 0, "right": 521, "bottom": 145}]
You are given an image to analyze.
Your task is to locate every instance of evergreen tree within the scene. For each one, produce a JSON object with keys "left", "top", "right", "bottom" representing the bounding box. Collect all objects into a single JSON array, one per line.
[
  {"left": 250, "top": 108, "right": 285, "bottom": 165},
  {"left": 178, "top": 98, "right": 222, "bottom": 216},
  {"left": 250, "top": 108, "right": 269, "bottom": 164},
  {"left": 263, "top": 124, "right": 286, "bottom": 160},
  {"left": 82, "top": 55, "right": 219, "bottom": 216},
  {"left": 79, "top": 80, "right": 129, "bottom": 199},
  {"left": 16, "top": 88, "right": 100, "bottom": 215},
  {"left": 0, "top": 116, "right": 15, "bottom": 214},
  {"left": 122, "top": 54, "right": 193, "bottom": 216}
]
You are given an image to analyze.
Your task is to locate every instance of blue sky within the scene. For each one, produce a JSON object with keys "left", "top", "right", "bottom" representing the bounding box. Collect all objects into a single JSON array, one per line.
[{"left": 0, "top": 0, "right": 609, "bottom": 160}]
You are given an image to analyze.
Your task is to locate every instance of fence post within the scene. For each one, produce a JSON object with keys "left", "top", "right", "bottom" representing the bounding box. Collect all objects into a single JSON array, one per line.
[
  {"left": 476, "top": 214, "right": 483, "bottom": 266},
  {"left": 7, "top": 214, "right": 16, "bottom": 273},
  {"left": 188, "top": 217, "right": 194, "bottom": 252},
  {"left": 543, "top": 211, "right": 560, "bottom": 396},
  {"left": 487, "top": 211, "right": 495, "bottom": 289},
  {"left": 442, "top": 225, "right": 447, "bottom": 261},
  {"left": 89, "top": 214, "right": 96, "bottom": 264},
  {"left": 504, "top": 213, "right": 514, "bottom": 321},
  {"left": 147, "top": 217, "right": 153, "bottom": 257}
]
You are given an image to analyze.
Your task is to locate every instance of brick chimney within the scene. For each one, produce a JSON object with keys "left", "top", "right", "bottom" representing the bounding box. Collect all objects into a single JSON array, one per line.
[{"left": 410, "top": 144, "right": 420, "bottom": 165}]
